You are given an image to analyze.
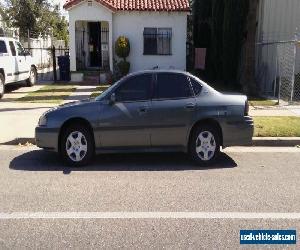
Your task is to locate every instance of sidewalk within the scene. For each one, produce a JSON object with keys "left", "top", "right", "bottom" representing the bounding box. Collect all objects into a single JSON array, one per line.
[
  {"left": 249, "top": 105, "right": 300, "bottom": 117},
  {"left": 0, "top": 84, "right": 97, "bottom": 144}
]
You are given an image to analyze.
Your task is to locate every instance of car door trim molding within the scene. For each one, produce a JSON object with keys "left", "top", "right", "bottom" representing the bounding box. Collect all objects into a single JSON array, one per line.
[{"left": 95, "top": 124, "right": 186, "bottom": 131}]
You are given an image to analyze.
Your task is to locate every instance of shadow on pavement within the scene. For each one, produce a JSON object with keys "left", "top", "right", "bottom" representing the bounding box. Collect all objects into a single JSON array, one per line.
[
  {"left": 9, "top": 150, "right": 237, "bottom": 174},
  {"left": 4, "top": 83, "right": 28, "bottom": 93}
]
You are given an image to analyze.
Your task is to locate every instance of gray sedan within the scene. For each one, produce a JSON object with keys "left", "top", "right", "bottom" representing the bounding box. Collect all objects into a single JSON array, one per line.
[{"left": 35, "top": 70, "right": 253, "bottom": 166}]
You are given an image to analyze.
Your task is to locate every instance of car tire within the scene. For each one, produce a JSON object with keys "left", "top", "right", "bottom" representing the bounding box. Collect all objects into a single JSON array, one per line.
[
  {"left": 60, "top": 124, "right": 95, "bottom": 167},
  {"left": 26, "top": 66, "right": 37, "bottom": 87},
  {"left": 0, "top": 73, "right": 4, "bottom": 99},
  {"left": 189, "top": 124, "right": 221, "bottom": 166}
]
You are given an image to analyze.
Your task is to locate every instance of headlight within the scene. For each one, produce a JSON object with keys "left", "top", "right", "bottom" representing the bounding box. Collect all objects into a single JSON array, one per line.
[{"left": 38, "top": 115, "right": 47, "bottom": 126}]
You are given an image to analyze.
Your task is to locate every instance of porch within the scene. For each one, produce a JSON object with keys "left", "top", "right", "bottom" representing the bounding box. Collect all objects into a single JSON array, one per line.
[
  {"left": 69, "top": 14, "right": 113, "bottom": 82},
  {"left": 75, "top": 20, "right": 110, "bottom": 71}
]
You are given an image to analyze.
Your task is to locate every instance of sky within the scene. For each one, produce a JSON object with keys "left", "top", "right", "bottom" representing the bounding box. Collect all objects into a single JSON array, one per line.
[{"left": 0, "top": 0, "right": 68, "bottom": 18}]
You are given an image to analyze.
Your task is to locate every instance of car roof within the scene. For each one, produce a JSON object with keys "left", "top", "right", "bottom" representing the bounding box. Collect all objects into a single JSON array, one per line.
[{"left": 128, "top": 69, "right": 190, "bottom": 77}]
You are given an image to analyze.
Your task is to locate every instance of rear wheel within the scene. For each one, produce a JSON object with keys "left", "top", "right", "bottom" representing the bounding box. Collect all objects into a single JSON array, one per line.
[
  {"left": 60, "top": 124, "right": 94, "bottom": 166},
  {"left": 26, "top": 66, "right": 37, "bottom": 87},
  {"left": 0, "top": 73, "right": 4, "bottom": 99},
  {"left": 189, "top": 124, "right": 221, "bottom": 165}
]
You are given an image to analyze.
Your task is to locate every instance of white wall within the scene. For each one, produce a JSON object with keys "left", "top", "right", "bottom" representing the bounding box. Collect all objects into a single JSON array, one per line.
[
  {"left": 257, "top": 0, "right": 300, "bottom": 42},
  {"left": 113, "top": 11, "right": 188, "bottom": 72},
  {"left": 256, "top": 0, "right": 300, "bottom": 96},
  {"left": 68, "top": 0, "right": 113, "bottom": 71}
]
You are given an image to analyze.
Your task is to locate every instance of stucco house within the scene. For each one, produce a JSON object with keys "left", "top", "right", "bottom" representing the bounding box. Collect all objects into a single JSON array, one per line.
[{"left": 63, "top": 0, "right": 190, "bottom": 81}]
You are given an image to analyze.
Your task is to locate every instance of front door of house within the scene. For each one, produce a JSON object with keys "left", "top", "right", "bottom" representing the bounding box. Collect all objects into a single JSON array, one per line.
[{"left": 88, "top": 22, "right": 102, "bottom": 67}]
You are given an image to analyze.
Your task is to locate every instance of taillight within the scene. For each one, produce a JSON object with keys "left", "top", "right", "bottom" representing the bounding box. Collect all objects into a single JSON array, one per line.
[{"left": 244, "top": 100, "right": 249, "bottom": 116}]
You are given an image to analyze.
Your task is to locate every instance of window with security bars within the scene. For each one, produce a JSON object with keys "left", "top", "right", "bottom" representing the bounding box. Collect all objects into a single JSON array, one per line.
[{"left": 143, "top": 28, "right": 172, "bottom": 55}]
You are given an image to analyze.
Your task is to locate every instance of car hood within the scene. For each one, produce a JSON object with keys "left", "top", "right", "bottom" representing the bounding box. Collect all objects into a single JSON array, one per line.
[{"left": 58, "top": 98, "right": 95, "bottom": 109}]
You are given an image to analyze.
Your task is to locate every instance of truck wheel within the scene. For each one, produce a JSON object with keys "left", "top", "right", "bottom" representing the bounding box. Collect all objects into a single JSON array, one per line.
[
  {"left": 0, "top": 73, "right": 4, "bottom": 99},
  {"left": 26, "top": 66, "right": 37, "bottom": 87}
]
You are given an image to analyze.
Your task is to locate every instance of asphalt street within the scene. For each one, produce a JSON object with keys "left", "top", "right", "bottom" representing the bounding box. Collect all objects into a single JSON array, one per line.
[{"left": 0, "top": 145, "right": 299, "bottom": 249}]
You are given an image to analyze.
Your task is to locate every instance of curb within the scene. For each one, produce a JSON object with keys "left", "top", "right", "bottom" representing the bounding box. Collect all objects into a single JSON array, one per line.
[
  {"left": 1, "top": 137, "right": 300, "bottom": 147},
  {"left": 252, "top": 137, "right": 300, "bottom": 147},
  {"left": 1, "top": 138, "right": 36, "bottom": 146}
]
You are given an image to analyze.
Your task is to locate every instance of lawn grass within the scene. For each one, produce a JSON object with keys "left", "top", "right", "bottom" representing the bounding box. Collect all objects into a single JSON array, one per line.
[
  {"left": 18, "top": 84, "right": 76, "bottom": 104},
  {"left": 90, "top": 85, "right": 110, "bottom": 98},
  {"left": 254, "top": 116, "right": 300, "bottom": 137},
  {"left": 249, "top": 97, "right": 278, "bottom": 107}
]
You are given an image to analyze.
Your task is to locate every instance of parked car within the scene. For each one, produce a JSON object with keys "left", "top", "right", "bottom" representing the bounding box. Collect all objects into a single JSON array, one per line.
[
  {"left": 36, "top": 70, "right": 254, "bottom": 166},
  {"left": 0, "top": 37, "right": 37, "bottom": 99}
]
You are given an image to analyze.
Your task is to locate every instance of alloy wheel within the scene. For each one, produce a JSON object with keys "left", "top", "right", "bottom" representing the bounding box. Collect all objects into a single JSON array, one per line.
[
  {"left": 65, "top": 131, "right": 88, "bottom": 162},
  {"left": 195, "top": 131, "right": 217, "bottom": 161}
]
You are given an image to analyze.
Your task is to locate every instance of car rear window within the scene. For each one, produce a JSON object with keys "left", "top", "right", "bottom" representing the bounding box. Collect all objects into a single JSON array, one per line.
[
  {"left": 190, "top": 77, "right": 203, "bottom": 96},
  {"left": 0, "top": 41, "right": 7, "bottom": 53},
  {"left": 155, "top": 73, "right": 193, "bottom": 99}
]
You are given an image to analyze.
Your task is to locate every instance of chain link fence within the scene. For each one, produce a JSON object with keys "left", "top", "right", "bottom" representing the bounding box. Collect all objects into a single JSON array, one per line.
[{"left": 256, "top": 35, "right": 300, "bottom": 104}]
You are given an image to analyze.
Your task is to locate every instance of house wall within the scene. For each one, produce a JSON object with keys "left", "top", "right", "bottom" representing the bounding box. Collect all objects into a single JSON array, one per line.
[
  {"left": 256, "top": 0, "right": 300, "bottom": 96},
  {"left": 113, "top": 11, "right": 188, "bottom": 72},
  {"left": 257, "top": 0, "right": 300, "bottom": 42}
]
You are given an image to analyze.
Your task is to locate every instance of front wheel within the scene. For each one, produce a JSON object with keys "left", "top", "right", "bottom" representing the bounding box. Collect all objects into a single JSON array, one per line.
[
  {"left": 189, "top": 125, "right": 221, "bottom": 165},
  {"left": 26, "top": 66, "right": 37, "bottom": 87},
  {"left": 60, "top": 124, "right": 94, "bottom": 166},
  {"left": 0, "top": 73, "right": 4, "bottom": 99}
]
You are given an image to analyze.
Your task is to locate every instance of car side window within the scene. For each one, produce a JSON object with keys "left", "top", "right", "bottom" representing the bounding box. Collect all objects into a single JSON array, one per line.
[
  {"left": 9, "top": 41, "right": 16, "bottom": 56},
  {"left": 190, "top": 77, "right": 203, "bottom": 96},
  {"left": 155, "top": 73, "right": 193, "bottom": 99},
  {"left": 115, "top": 74, "right": 152, "bottom": 102},
  {"left": 16, "top": 42, "right": 25, "bottom": 56},
  {"left": 0, "top": 41, "right": 7, "bottom": 53}
]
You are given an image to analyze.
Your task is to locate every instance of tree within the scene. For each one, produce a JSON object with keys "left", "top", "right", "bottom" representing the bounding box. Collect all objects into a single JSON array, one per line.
[
  {"left": 209, "top": 0, "right": 224, "bottom": 79},
  {"left": 192, "top": 0, "right": 212, "bottom": 48},
  {"left": 222, "top": 0, "right": 249, "bottom": 86},
  {"left": 3, "top": 0, "right": 68, "bottom": 43},
  {"left": 240, "top": 0, "right": 259, "bottom": 95},
  {"left": 192, "top": 0, "right": 251, "bottom": 89}
]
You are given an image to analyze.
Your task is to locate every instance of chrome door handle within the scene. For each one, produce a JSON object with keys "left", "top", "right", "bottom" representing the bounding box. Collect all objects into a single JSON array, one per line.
[
  {"left": 138, "top": 106, "right": 148, "bottom": 114},
  {"left": 185, "top": 103, "right": 196, "bottom": 110}
]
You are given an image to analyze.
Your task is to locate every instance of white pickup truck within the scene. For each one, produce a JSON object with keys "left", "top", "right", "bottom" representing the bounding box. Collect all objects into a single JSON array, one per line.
[{"left": 0, "top": 37, "right": 37, "bottom": 99}]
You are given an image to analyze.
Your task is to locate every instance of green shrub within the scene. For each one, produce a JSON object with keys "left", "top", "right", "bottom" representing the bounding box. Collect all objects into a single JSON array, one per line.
[
  {"left": 115, "top": 36, "right": 130, "bottom": 76},
  {"left": 115, "top": 36, "right": 130, "bottom": 60},
  {"left": 117, "top": 61, "right": 130, "bottom": 76}
]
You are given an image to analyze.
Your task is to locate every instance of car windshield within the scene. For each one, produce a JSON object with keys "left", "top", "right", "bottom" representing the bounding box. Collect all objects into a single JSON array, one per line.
[{"left": 94, "top": 80, "right": 121, "bottom": 101}]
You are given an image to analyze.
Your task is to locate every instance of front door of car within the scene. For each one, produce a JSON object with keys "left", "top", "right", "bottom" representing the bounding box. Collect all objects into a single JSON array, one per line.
[
  {"left": 15, "top": 41, "right": 29, "bottom": 81},
  {"left": 98, "top": 74, "right": 153, "bottom": 147},
  {"left": 8, "top": 41, "right": 18, "bottom": 82},
  {"left": 150, "top": 73, "right": 196, "bottom": 147}
]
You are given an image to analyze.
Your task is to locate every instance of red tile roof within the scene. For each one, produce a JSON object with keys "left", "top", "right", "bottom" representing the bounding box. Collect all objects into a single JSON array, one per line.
[{"left": 64, "top": 0, "right": 190, "bottom": 12}]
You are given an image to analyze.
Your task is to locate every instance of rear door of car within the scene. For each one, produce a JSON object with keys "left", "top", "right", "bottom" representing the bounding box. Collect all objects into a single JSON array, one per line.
[
  {"left": 150, "top": 72, "right": 196, "bottom": 147},
  {"left": 98, "top": 73, "right": 154, "bottom": 148}
]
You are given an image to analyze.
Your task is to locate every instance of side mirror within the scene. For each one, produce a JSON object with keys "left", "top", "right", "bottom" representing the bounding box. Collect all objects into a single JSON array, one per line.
[
  {"left": 23, "top": 50, "right": 31, "bottom": 56},
  {"left": 109, "top": 93, "right": 116, "bottom": 105}
]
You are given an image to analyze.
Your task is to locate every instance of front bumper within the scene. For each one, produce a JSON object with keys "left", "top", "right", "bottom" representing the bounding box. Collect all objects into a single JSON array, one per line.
[
  {"left": 222, "top": 116, "right": 254, "bottom": 147},
  {"left": 35, "top": 126, "right": 59, "bottom": 152}
]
